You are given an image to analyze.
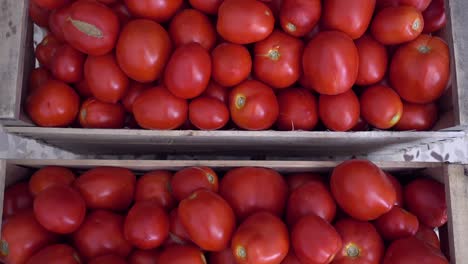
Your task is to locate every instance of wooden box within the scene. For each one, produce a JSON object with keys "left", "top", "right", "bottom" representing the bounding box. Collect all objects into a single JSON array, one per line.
[
  {"left": 0, "top": 1, "right": 467, "bottom": 156},
  {"left": 0, "top": 159, "right": 466, "bottom": 263}
]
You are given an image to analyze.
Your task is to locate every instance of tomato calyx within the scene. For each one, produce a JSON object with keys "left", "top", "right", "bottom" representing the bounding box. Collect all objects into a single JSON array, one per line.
[
  {"left": 235, "top": 94, "right": 247, "bottom": 110},
  {"left": 285, "top": 22, "right": 297, "bottom": 33},
  {"left": 345, "top": 243, "right": 361, "bottom": 259},
  {"left": 390, "top": 112, "right": 402, "bottom": 126},
  {"left": 417, "top": 45, "right": 432, "bottom": 54},
  {"left": 267, "top": 47, "right": 281, "bottom": 61},
  {"left": 235, "top": 245, "right": 247, "bottom": 260},
  {"left": 188, "top": 192, "right": 198, "bottom": 200},
  {"left": 412, "top": 18, "right": 422, "bottom": 32},
  {"left": 67, "top": 17, "right": 104, "bottom": 38},
  {"left": 0, "top": 240, "right": 9, "bottom": 257},
  {"left": 80, "top": 108, "right": 87, "bottom": 120}
]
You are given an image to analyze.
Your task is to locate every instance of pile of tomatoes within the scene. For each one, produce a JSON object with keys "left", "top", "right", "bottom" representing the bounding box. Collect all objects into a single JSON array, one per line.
[
  {"left": 27, "top": 0, "right": 448, "bottom": 131},
  {"left": 2, "top": 159, "right": 448, "bottom": 263}
]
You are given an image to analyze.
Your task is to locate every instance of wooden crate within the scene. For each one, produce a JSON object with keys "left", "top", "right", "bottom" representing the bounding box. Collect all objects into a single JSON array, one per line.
[
  {"left": 0, "top": 159, "right": 466, "bottom": 263},
  {"left": 1, "top": 1, "right": 467, "bottom": 156}
]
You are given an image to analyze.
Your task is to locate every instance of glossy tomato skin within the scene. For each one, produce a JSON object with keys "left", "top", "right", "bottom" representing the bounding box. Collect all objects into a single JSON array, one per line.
[
  {"left": 51, "top": 44, "right": 85, "bottom": 83},
  {"left": 164, "top": 43, "right": 211, "bottom": 99},
  {"left": 319, "top": 90, "right": 360, "bottom": 131},
  {"left": 386, "top": 173, "right": 404, "bottom": 206},
  {"left": 404, "top": 178, "right": 447, "bottom": 228},
  {"left": 89, "top": 255, "right": 127, "bottom": 264},
  {"left": 217, "top": 0, "right": 275, "bottom": 44},
  {"left": 415, "top": 225, "right": 440, "bottom": 249},
  {"left": 423, "top": 0, "right": 446, "bottom": 33},
  {"left": 390, "top": 35, "right": 450, "bottom": 104},
  {"left": 171, "top": 166, "right": 218, "bottom": 201},
  {"left": 33, "top": 185, "right": 86, "bottom": 234},
  {"left": 383, "top": 237, "right": 448, "bottom": 264},
  {"left": 124, "top": 201, "right": 170, "bottom": 249},
  {"left": 375, "top": 206, "right": 419, "bottom": 241},
  {"left": 333, "top": 218, "right": 385, "bottom": 264},
  {"left": 331, "top": 160, "right": 396, "bottom": 221},
  {"left": 29, "top": 166, "right": 75, "bottom": 196},
  {"left": 303, "top": 31, "right": 359, "bottom": 95},
  {"left": 29, "top": 67, "right": 51, "bottom": 93},
  {"left": 74, "top": 167, "right": 136, "bottom": 211},
  {"left": 73, "top": 210, "right": 132, "bottom": 260},
  {"left": 169, "top": 9, "right": 216, "bottom": 51},
  {"left": 122, "top": 82, "right": 151, "bottom": 113},
  {"left": 128, "top": 250, "right": 160, "bottom": 264},
  {"left": 48, "top": 5, "right": 70, "bottom": 42},
  {"left": 220, "top": 167, "right": 288, "bottom": 220},
  {"left": 232, "top": 212, "right": 289, "bottom": 264},
  {"left": 355, "top": 35, "right": 388, "bottom": 86},
  {"left": 133, "top": 86, "right": 188, "bottom": 130},
  {"left": 157, "top": 245, "right": 206, "bottom": 264},
  {"left": 32, "top": 0, "right": 70, "bottom": 10},
  {"left": 179, "top": 189, "right": 236, "bottom": 251},
  {"left": 395, "top": 102, "right": 438, "bottom": 131},
  {"left": 84, "top": 54, "right": 129, "bottom": 103},
  {"left": 229, "top": 80, "right": 279, "bottom": 130},
  {"left": 322, "top": 0, "right": 376, "bottom": 39},
  {"left": 63, "top": 0, "right": 119, "bottom": 56},
  {"left": 0, "top": 211, "right": 57, "bottom": 264},
  {"left": 26, "top": 80, "right": 80, "bottom": 127},
  {"left": 360, "top": 85, "right": 403, "bottom": 129},
  {"left": 135, "top": 170, "right": 175, "bottom": 210},
  {"left": 202, "top": 82, "right": 230, "bottom": 104},
  {"left": 35, "top": 34, "right": 61, "bottom": 70},
  {"left": 3, "top": 182, "right": 33, "bottom": 219},
  {"left": 276, "top": 88, "right": 318, "bottom": 131},
  {"left": 286, "top": 181, "right": 336, "bottom": 226},
  {"left": 124, "top": 0, "right": 183, "bottom": 22},
  {"left": 189, "top": 97, "right": 230, "bottom": 130},
  {"left": 371, "top": 6, "right": 424, "bottom": 45},
  {"left": 212, "top": 43, "right": 252, "bottom": 87},
  {"left": 167, "top": 209, "right": 192, "bottom": 246},
  {"left": 254, "top": 30, "right": 304, "bottom": 89},
  {"left": 79, "top": 98, "right": 126, "bottom": 129},
  {"left": 29, "top": 1, "right": 50, "bottom": 28},
  {"left": 116, "top": 19, "right": 172, "bottom": 83},
  {"left": 209, "top": 249, "right": 237, "bottom": 264},
  {"left": 280, "top": 0, "right": 321, "bottom": 37},
  {"left": 26, "top": 244, "right": 81, "bottom": 264},
  {"left": 376, "top": 0, "right": 431, "bottom": 11},
  {"left": 286, "top": 172, "right": 325, "bottom": 191},
  {"left": 292, "top": 214, "right": 342, "bottom": 264},
  {"left": 189, "top": 0, "right": 223, "bottom": 14}
]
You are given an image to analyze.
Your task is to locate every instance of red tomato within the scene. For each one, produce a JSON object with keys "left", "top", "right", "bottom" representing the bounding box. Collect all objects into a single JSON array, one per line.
[
  {"left": 89, "top": 255, "right": 127, "bottom": 264},
  {"left": 135, "top": 170, "right": 175, "bottom": 210},
  {"left": 26, "top": 244, "right": 81, "bottom": 264},
  {"left": 355, "top": 35, "right": 388, "bottom": 85},
  {"left": 51, "top": 44, "right": 85, "bottom": 83},
  {"left": 111, "top": 2, "right": 132, "bottom": 26},
  {"left": 360, "top": 85, "right": 403, "bottom": 129},
  {"left": 32, "top": 0, "right": 69, "bottom": 10},
  {"left": 85, "top": 54, "right": 129, "bottom": 103},
  {"left": 217, "top": 0, "right": 275, "bottom": 44},
  {"left": 167, "top": 209, "right": 192, "bottom": 246},
  {"left": 29, "top": 67, "right": 51, "bottom": 93},
  {"left": 189, "top": 0, "right": 223, "bottom": 14},
  {"left": 202, "top": 82, "right": 230, "bottom": 104},
  {"left": 292, "top": 214, "right": 342, "bottom": 264},
  {"left": 371, "top": 6, "right": 424, "bottom": 45},
  {"left": 169, "top": 9, "right": 216, "bottom": 51},
  {"left": 351, "top": 117, "right": 370, "bottom": 131},
  {"left": 73, "top": 210, "right": 132, "bottom": 260},
  {"left": 319, "top": 90, "right": 360, "bottom": 131},
  {"left": 377, "top": 0, "right": 431, "bottom": 11},
  {"left": 395, "top": 102, "right": 438, "bottom": 131},
  {"left": 35, "top": 34, "right": 61, "bottom": 70},
  {"left": 29, "top": 1, "right": 50, "bottom": 28},
  {"left": 164, "top": 43, "right": 211, "bottom": 99},
  {"left": 423, "top": 0, "right": 446, "bottom": 33},
  {"left": 286, "top": 181, "right": 336, "bottom": 226},
  {"left": 322, "top": 0, "right": 375, "bottom": 39},
  {"left": 232, "top": 212, "right": 289, "bottom": 264},
  {"left": 79, "top": 98, "right": 126, "bottom": 128},
  {"left": 254, "top": 30, "right": 304, "bottom": 89},
  {"left": 48, "top": 5, "right": 70, "bottom": 42},
  {"left": 74, "top": 167, "right": 136, "bottom": 211},
  {"left": 415, "top": 225, "right": 440, "bottom": 249},
  {"left": 26, "top": 80, "right": 80, "bottom": 127},
  {"left": 96, "top": 0, "right": 119, "bottom": 5},
  {"left": 389, "top": 35, "right": 450, "bottom": 103},
  {"left": 124, "top": 201, "right": 170, "bottom": 249},
  {"left": 3, "top": 182, "right": 33, "bottom": 219},
  {"left": 209, "top": 249, "right": 237, "bottom": 264},
  {"left": 404, "top": 178, "right": 447, "bottom": 228},
  {"left": 276, "top": 88, "right": 318, "bottom": 131},
  {"left": 116, "top": 19, "right": 172, "bottom": 83},
  {"left": 375, "top": 206, "right": 419, "bottom": 241},
  {"left": 189, "top": 97, "right": 230, "bottom": 130},
  {"left": 157, "top": 245, "right": 206, "bottom": 264},
  {"left": 333, "top": 218, "right": 385, "bottom": 264},
  {"left": 331, "top": 160, "right": 396, "bottom": 221},
  {"left": 124, "top": 0, "right": 183, "bottom": 22},
  {"left": 220, "top": 167, "right": 287, "bottom": 220},
  {"left": 33, "top": 185, "right": 86, "bottom": 234},
  {"left": 212, "top": 43, "right": 252, "bottom": 87},
  {"left": 74, "top": 79, "right": 93, "bottom": 98},
  {"left": 386, "top": 173, "right": 404, "bottom": 206},
  {"left": 229, "top": 80, "right": 279, "bottom": 130},
  {"left": 29, "top": 166, "right": 75, "bottom": 196},
  {"left": 279, "top": 0, "right": 321, "bottom": 37},
  {"left": 122, "top": 82, "right": 151, "bottom": 113},
  {"left": 0, "top": 211, "right": 57, "bottom": 264},
  {"left": 63, "top": 0, "right": 119, "bottom": 56},
  {"left": 179, "top": 189, "right": 235, "bottom": 251},
  {"left": 286, "top": 172, "right": 324, "bottom": 191},
  {"left": 303, "top": 31, "right": 359, "bottom": 95},
  {"left": 128, "top": 250, "right": 160, "bottom": 264},
  {"left": 133, "top": 86, "right": 188, "bottom": 129},
  {"left": 383, "top": 237, "right": 448, "bottom": 264}
]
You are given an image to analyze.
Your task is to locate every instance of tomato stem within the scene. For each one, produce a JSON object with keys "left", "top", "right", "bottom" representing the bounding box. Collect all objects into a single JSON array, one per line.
[
  {"left": 286, "top": 22, "right": 297, "bottom": 33},
  {"left": 236, "top": 246, "right": 247, "bottom": 259},
  {"left": 412, "top": 18, "right": 422, "bottom": 31},
  {"left": 235, "top": 95, "right": 247, "bottom": 109},
  {"left": 345, "top": 243, "right": 360, "bottom": 258}
]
